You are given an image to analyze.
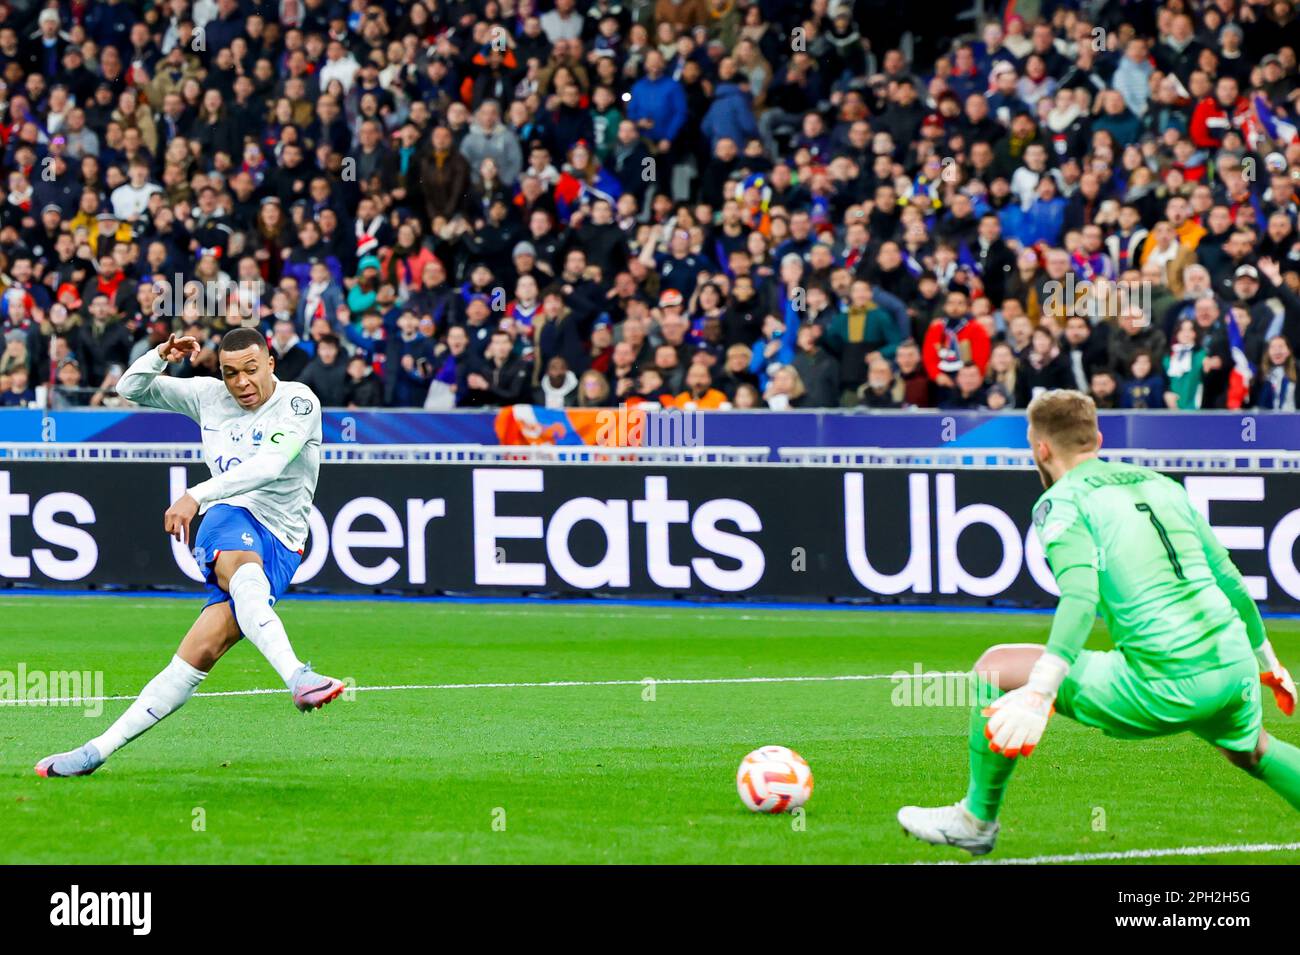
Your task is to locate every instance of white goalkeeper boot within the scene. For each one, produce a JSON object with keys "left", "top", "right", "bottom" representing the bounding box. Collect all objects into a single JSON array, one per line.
[{"left": 897, "top": 799, "right": 999, "bottom": 856}]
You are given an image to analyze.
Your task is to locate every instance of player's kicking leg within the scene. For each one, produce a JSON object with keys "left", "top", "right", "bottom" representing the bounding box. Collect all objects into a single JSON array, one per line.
[
  {"left": 213, "top": 550, "right": 344, "bottom": 713},
  {"left": 897, "top": 643, "right": 1043, "bottom": 856},
  {"left": 35, "top": 550, "right": 343, "bottom": 778},
  {"left": 35, "top": 601, "right": 241, "bottom": 777}
]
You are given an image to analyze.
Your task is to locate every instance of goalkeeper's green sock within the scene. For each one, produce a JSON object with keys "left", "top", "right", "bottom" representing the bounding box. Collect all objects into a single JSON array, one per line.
[
  {"left": 1249, "top": 735, "right": 1300, "bottom": 811},
  {"left": 964, "top": 675, "right": 1016, "bottom": 823}
]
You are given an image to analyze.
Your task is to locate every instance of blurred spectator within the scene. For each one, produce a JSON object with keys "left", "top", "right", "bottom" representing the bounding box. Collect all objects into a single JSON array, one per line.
[
  {"left": 630, "top": 365, "right": 672, "bottom": 406},
  {"left": 923, "top": 290, "right": 991, "bottom": 389},
  {"left": 90, "top": 365, "right": 128, "bottom": 408},
  {"left": 1119, "top": 351, "right": 1167, "bottom": 409},
  {"left": 675, "top": 362, "right": 728, "bottom": 410},
  {"left": 1, "top": 330, "right": 29, "bottom": 378},
  {"left": 464, "top": 329, "right": 531, "bottom": 407},
  {"left": 535, "top": 356, "right": 579, "bottom": 408},
  {"left": 985, "top": 342, "right": 1019, "bottom": 409},
  {"left": 825, "top": 279, "right": 898, "bottom": 402},
  {"left": 939, "top": 362, "right": 988, "bottom": 410},
  {"left": 577, "top": 369, "right": 612, "bottom": 408},
  {"left": 1, "top": 366, "right": 34, "bottom": 406},
  {"left": 299, "top": 334, "right": 348, "bottom": 408},
  {"left": 1110, "top": 305, "right": 1168, "bottom": 377},
  {"left": 269, "top": 317, "right": 311, "bottom": 382},
  {"left": 1090, "top": 369, "right": 1120, "bottom": 409},
  {"left": 1164, "top": 319, "right": 1206, "bottom": 410},
  {"left": 732, "top": 383, "right": 762, "bottom": 409},
  {"left": 1257, "top": 335, "right": 1298, "bottom": 411},
  {"left": 384, "top": 311, "right": 436, "bottom": 407},
  {"left": 345, "top": 354, "right": 384, "bottom": 409},
  {"left": 763, "top": 364, "right": 806, "bottom": 410},
  {"left": 427, "top": 325, "right": 470, "bottom": 410},
  {"left": 858, "top": 356, "right": 901, "bottom": 409},
  {"left": 51, "top": 355, "right": 89, "bottom": 407},
  {"left": 791, "top": 324, "right": 839, "bottom": 408},
  {"left": 1016, "top": 325, "right": 1072, "bottom": 406},
  {"left": 893, "top": 339, "right": 934, "bottom": 408},
  {"left": 749, "top": 312, "right": 796, "bottom": 390},
  {"left": 1060, "top": 314, "right": 1110, "bottom": 392}
]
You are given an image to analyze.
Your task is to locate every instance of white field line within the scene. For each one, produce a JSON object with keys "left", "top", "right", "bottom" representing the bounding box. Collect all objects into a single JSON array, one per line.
[
  {"left": 0, "top": 600, "right": 1006, "bottom": 626},
  {"left": 0, "top": 670, "right": 967, "bottom": 706},
  {"left": 920, "top": 841, "right": 1300, "bottom": 865}
]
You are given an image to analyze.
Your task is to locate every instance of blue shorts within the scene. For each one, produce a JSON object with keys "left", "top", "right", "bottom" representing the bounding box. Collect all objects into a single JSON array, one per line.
[{"left": 193, "top": 504, "right": 302, "bottom": 610}]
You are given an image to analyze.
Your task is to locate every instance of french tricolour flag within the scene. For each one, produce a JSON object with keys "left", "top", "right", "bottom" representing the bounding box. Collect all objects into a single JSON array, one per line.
[
  {"left": 1226, "top": 314, "right": 1255, "bottom": 410},
  {"left": 1251, "top": 95, "right": 1300, "bottom": 149}
]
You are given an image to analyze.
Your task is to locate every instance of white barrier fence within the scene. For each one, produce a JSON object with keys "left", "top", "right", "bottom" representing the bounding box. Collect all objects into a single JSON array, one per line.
[
  {"left": 0, "top": 442, "right": 770, "bottom": 464},
  {"left": 2, "top": 443, "right": 1299, "bottom": 471}
]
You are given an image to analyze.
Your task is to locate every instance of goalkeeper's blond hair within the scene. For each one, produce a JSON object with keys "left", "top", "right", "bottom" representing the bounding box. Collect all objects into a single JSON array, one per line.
[{"left": 1027, "top": 389, "right": 1100, "bottom": 453}]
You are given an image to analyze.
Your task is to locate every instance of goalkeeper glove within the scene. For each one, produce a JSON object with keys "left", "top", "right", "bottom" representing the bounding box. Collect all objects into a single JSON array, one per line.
[
  {"left": 984, "top": 652, "right": 1070, "bottom": 759},
  {"left": 1257, "top": 639, "right": 1296, "bottom": 716}
]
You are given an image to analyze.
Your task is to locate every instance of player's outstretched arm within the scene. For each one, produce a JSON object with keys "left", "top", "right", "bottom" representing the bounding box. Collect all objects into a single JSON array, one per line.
[
  {"left": 116, "top": 335, "right": 208, "bottom": 419},
  {"left": 985, "top": 563, "right": 1097, "bottom": 758},
  {"left": 1187, "top": 500, "right": 1296, "bottom": 714},
  {"left": 987, "top": 497, "right": 1100, "bottom": 758}
]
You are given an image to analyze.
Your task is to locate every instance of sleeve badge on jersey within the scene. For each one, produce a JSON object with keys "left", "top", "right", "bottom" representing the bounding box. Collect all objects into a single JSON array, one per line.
[
  {"left": 290, "top": 396, "right": 314, "bottom": 416},
  {"left": 1035, "top": 497, "right": 1079, "bottom": 546}
]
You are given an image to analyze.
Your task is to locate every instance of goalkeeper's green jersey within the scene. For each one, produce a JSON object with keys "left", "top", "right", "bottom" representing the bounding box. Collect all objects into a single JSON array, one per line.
[{"left": 1033, "top": 457, "right": 1265, "bottom": 680}]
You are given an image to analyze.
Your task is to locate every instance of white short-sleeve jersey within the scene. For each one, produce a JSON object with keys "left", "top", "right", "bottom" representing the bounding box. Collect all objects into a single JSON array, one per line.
[{"left": 117, "top": 349, "right": 321, "bottom": 551}]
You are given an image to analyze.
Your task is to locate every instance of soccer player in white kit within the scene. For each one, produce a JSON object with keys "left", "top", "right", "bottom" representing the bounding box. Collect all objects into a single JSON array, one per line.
[{"left": 35, "top": 328, "right": 346, "bottom": 777}]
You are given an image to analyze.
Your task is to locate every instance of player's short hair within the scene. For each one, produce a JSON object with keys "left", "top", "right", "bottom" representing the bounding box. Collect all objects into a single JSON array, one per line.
[
  {"left": 1028, "top": 389, "right": 1099, "bottom": 453},
  {"left": 219, "top": 327, "right": 269, "bottom": 354}
]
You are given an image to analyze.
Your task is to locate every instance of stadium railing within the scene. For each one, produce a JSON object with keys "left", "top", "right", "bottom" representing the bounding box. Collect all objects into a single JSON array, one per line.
[
  {"left": 4, "top": 442, "right": 1300, "bottom": 471},
  {"left": 775, "top": 448, "right": 1300, "bottom": 471},
  {"left": 0, "top": 442, "right": 772, "bottom": 464}
]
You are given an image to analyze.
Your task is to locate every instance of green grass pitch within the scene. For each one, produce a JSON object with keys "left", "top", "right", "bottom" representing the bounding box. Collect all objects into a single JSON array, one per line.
[{"left": 3, "top": 595, "right": 1299, "bottom": 865}]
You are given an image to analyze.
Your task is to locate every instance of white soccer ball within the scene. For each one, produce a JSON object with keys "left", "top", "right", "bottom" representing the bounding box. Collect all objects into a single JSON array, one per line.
[{"left": 736, "top": 745, "right": 814, "bottom": 813}]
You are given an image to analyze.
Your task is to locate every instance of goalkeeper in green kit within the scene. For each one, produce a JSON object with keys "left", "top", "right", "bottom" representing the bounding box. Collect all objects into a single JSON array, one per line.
[{"left": 898, "top": 390, "right": 1300, "bottom": 856}]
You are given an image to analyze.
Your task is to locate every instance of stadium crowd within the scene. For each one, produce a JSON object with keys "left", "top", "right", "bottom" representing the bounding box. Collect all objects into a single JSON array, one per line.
[{"left": 1, "top": 0, "right": 1300, "bottom": 413}]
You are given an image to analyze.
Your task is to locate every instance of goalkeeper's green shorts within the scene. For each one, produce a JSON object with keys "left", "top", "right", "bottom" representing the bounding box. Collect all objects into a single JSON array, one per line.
[{"left": 1055, "top": 650, "right": 1263, "bottom": 753}]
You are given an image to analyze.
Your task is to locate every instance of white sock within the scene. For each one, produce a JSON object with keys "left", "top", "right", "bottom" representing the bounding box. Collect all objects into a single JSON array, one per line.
[
  {"left": 88, "top": 655, "right": 207, "bottom": 758},
  {"left": 229, "top": 562, "right": 304, "bottom": 686}
]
